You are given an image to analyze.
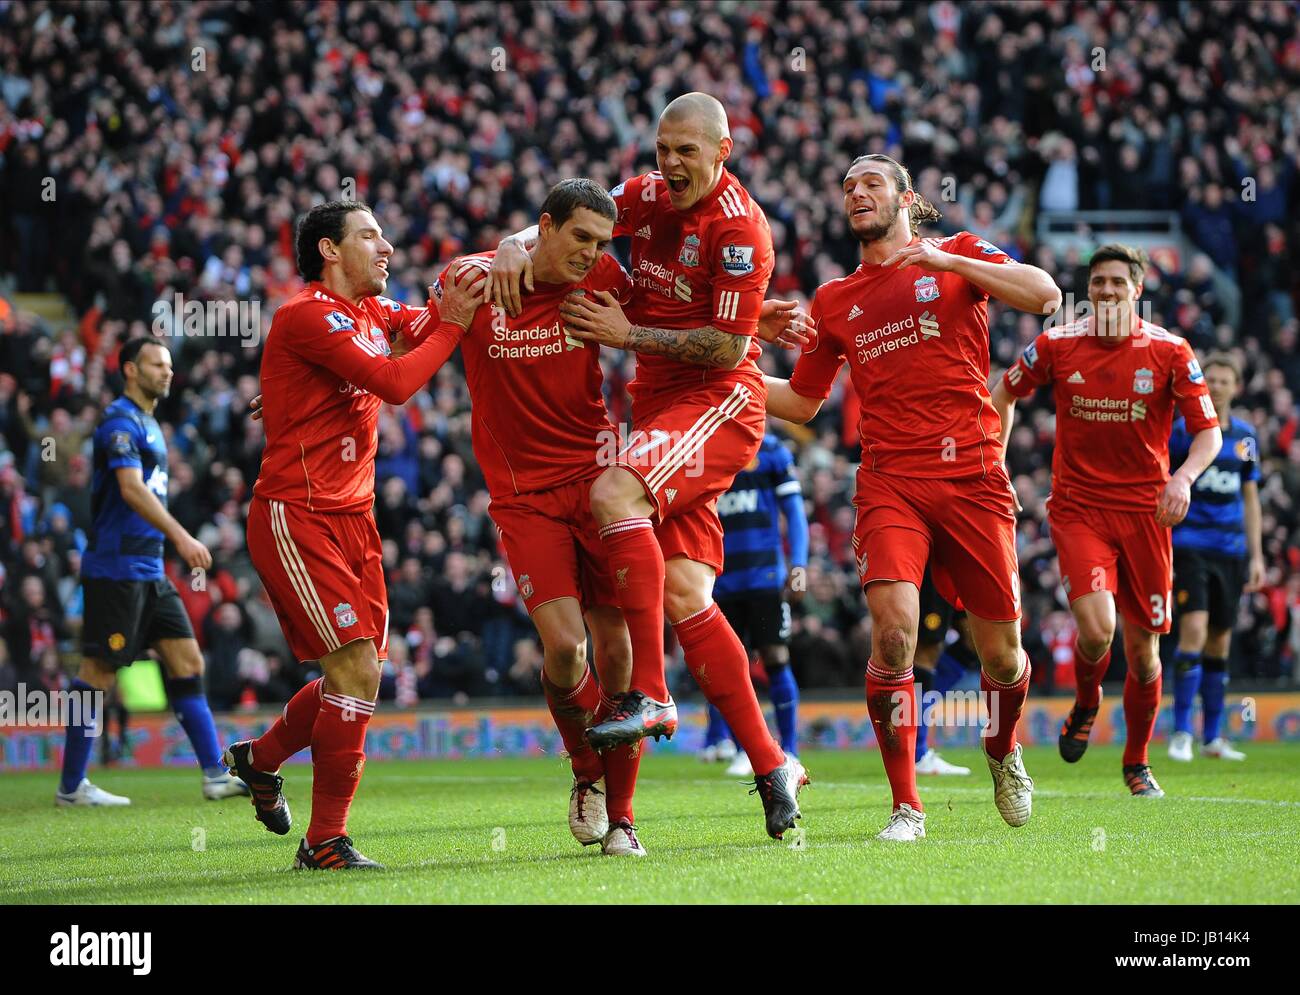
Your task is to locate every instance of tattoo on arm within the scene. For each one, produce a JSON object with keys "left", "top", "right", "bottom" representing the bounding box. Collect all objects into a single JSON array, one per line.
[{"left": 625, "top": 324, "right": 747, "bottom": 368}]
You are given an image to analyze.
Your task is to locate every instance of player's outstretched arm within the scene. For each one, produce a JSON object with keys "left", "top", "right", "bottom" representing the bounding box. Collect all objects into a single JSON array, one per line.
[
  {"left": 486, "top": 226, "right": 540, "bottom": 317},
  {"left": 763, "top": 375, "right": 823, "bottom": 424},
  {"left": 114, "top": 466, "right": 212, "bottom": 571},
  {"left": 558, "top": 289, "right": 748, "bottom": 368},
  {"left": 1156, "top": 425, "right": 1223, "bottom": 527},
  {"left": 756, "top": 299, "right": 815, "bottom": 351}
]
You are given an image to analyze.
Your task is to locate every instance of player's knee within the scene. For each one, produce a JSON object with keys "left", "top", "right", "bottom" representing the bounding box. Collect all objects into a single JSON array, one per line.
[
  {"left": 324, "top": 639, "right": 381, "bottom": 698},
  {"left": 877, "top": 625, "right": 913, "bottom": 669},
  {"left": 589, "top": 468, "right": 642, "bottom": 523},
  {"left": 78, "top": 658, "right": 117, "bottom": 691},
  {"left": 980, "top": 645, "right": 1023, "bottom": 683},
  {"left": 760, "top": 645, "right": 789, "bottom": 670},
  {"left": 544, "top": 635, "right": 587, "bottom": 676},
  {"left": 1076, "top": 620, "right": 1113, "bottom": 660},
  {"left": 165, "top": 674, "right": 203, "bottom": 702}
]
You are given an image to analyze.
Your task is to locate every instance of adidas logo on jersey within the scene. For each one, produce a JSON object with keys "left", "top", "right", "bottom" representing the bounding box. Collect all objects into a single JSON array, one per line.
[
  {"left": 635, "top": 225, "right": 652, "bottom": 239},
  {"left": 855, "top": 551, "right": 869, "bottom": 576},
  {"left": 1068, "top": 371, "right": 1086, "bottom": 383},
  {"left": 665, "top": 487, "right": 678, "bottom": 504},
  {"left": 847, "top": 304, "right": 863, "bottom": 321}
]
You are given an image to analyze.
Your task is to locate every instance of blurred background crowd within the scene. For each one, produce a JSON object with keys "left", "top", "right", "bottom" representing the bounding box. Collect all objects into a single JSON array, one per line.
[{"left": 2, "top": 0, "right": 1299, "bottom": 709}]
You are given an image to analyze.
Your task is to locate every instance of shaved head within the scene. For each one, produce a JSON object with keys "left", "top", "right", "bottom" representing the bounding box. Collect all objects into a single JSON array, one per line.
[{"left": 660, "top": 92, "right": 730, "bottom": 147}]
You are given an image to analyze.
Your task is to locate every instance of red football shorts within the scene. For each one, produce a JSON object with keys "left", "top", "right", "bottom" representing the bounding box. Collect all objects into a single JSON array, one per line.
[
  {"left": 247, "top": 497, "right": 389, "bottom": 663},
  {"left": 489, "top": 476, "right": 616, "bottom": 613},
  {"left": 616, "top": 378, "right": 765, "bottom": 573},
  {"left": 852, "top": 464, "right": 1021, "bottom": 622},
  {"left": 1049, "top": 499, "right": 1174, "bottom": 633}
]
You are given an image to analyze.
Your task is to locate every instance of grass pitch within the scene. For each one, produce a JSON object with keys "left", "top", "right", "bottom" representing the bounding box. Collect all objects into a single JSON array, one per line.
[{"left": 3, "top": 744, "right": 1297, "bottom": 904}]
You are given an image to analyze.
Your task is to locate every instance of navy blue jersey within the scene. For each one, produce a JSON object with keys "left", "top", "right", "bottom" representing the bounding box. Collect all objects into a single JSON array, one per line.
[
  {"left": 1170, "top": 415, "right": 1259, "bottom": 559},
  {"left": 82, "top": 396, "right": 169, "bottom": 581},
  {"left": 716, "top": 435, "right": 807, "bottom": 596}
]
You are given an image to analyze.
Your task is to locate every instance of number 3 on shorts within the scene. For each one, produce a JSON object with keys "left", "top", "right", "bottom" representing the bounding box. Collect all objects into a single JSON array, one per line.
[{"left": 1149, "top": 591, "right": 1171, "bottom": 628}]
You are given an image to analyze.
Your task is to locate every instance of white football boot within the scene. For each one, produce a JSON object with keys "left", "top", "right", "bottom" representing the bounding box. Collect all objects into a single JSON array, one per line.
[
  {"left": 915, "top": 749, "right": 971, "bottom": 775},
  {"left": 875, "top": 803, "right": 926, "bottom": 842},
  {"left": 569, "top": 776, "right": 608, "bottom": 845},
  {"left": 1168, "top": 730, "right": 1194, "bottom": 762},
  {"left": 203, "top": 771, "right": 251, "bottom": 800},
  {"left": 601, "top": 819, "right": 647, "bottom": 857},
  {"left": 55, "top": 778, "right": 131, "bottom": 807},
  {"left": 986, "top": 743, "right": 1034, "bottom": 827},
  {"left": 726, "top": 751, "right": 755, "bottom": 778},
  {"left": 1201, "top": 737, "right": 1246, "bottom": 761}
]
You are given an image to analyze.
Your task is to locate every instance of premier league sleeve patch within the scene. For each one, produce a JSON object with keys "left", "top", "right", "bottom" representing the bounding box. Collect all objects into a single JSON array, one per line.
[
  {"left": 720, "top": 243, "right": 755, "bottom": 275},
  {"left": 108, "top": 430, "right": 138, "bottom": 458},
  {"left": 1187, "top": 358, "right": 1204, "bottom": 383}
]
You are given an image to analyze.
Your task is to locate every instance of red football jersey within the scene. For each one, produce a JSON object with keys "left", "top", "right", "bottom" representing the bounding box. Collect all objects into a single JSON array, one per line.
[
  {"left": 430, "top": 251, "right": 633, "bottom": 499},
  {"left": 254, "top": 283, "right": 431, "bottom": 513},
  {"left": 1002, "top": 317, "right": 1217, "bottom": 512},
  {"left": 790, "top": 232, "right": 1015, "bottom": 478},
  {"left": 611, "top": 169, "right": 773, "bottom": 401}
]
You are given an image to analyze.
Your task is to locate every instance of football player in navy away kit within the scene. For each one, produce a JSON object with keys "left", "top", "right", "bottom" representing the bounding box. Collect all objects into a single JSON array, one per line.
[
  {"left": 56, "top": 338, "right": 249, "bottom": 806},
  {"left": 707, "top": 432, "right": 808, "bottom": 777},
  {"left": 1168, "top": 353, "right": 1263, "bottom": 763}
]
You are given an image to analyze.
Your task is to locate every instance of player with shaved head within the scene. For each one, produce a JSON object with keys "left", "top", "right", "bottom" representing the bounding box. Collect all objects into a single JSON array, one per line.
[{"left": 488, "top": 92, "right": 809, "bottom": 841}]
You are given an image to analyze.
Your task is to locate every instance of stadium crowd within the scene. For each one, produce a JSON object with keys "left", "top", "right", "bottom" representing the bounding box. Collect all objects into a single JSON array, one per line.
[{"left": 2, "top": 0, "right": 1299, "bottom": 708}]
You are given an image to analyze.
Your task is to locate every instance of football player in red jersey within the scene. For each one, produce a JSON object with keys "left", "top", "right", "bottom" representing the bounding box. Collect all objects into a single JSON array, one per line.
[
  {"left": 423, "top": 181, "right": 648, "bottom": 855},
  {"left": 765, "top": 154, "right": 1061, "bottom": 841},
  {"left": 225, "top": 201, "right": 478, "bottom": 869},
  {"left": 992, "top": 244, "right": 1221, "bottom": 797},
  {"left": 488, "top": 93, "right": 809, "bottom": 840}
]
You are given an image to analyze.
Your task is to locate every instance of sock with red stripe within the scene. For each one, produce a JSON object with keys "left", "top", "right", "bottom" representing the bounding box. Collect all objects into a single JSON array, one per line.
[
  {"left": 675, "top": 603, "right": 784, "bottom": 775},
  {"left": 594, "top": 689, "right": 644, "bottom": 824},
  {"left": 306, "top": 688, "right": 374, "bottom": 846},
  {"left": 1073, "top": 641, "right": 1110, "bottom": 710},
  {"left": 598, "top": 518, "right": 668, "bottom": 701},
  {"left": 865, "top": 661, "right": 921, "bottom": 811},
  {"left": 251, "top": 677, "right": 323, "bottom": 772},
  {"left": 542, "top": 668, "right": 603, "bottom": 784},
  {"left": 981, "top": 653, "right": 1031, "bottom": 761},
  {"left": 1122, "top": 669, "right": 1162, "bottom": 767}
]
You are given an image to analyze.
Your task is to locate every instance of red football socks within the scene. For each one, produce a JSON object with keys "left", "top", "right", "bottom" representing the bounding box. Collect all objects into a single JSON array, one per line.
[
  {"left": 1122, "top": 669, "right": 1162, "bottom": 766},
  {"left": 675, "top": 603, "right": 784, "bottom": 775},
  {"left": 594, "top": 689, "right": 644, "bottom": 824},
  {"left": 1073, "top": 641, "right": 1110, "bottom": 710},
  {"left": 982, "top": 653, "right": 1031, "bottom": 761},
  {"left": 865, "top": 660, "right": 921, "bottom": 811},
  {"left": 542, "top": 667, "right": 603, "bottom": 784},
  {"left": 598, "top": 518, "right": 668, "bottom": 701},
  {"left": 306, "top": 688, "right": 374, "bottom": 847},
  {"left": 251, "top": 677, "right": 323, "bottom": 771}
]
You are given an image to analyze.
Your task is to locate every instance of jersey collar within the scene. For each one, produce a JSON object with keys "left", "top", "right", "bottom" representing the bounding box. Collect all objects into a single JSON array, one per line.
[{"left": 676, "top": 168, "right": 735, "bottom": 216}]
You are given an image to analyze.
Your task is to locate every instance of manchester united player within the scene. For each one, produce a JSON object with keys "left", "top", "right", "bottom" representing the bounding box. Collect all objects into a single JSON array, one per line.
[
  {"left": 426, "top": 180, "right": 646, "bottom": 856},
  {"left": 765, "top": 154, "right": 1062, "bottom": 841},
  {"left": 225, "top": 201, "right": 475, "bottom": 869},
  {"left": 992, "top": 244, "right": 1221, "bottom": 798},
  {"left": 487, "top": 93, "right": 808, "bottom": 839}
]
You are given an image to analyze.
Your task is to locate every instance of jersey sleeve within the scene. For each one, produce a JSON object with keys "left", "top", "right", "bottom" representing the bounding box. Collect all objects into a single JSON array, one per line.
[
  {"left": 707, "top": 215, "right": 774, "bottom": 337},
  {"left": 1002, "top": 331, "right": 1053, "bottom": 398},
  {"left": 609, "top": 174, "right": 653, "bottom": 238},
  {"left": 281, "top": 299, "right": 394, "bottom": 385},
  {"left": 1171, "top": 342, "right": 1218, "bottom": 431},
  {"left": 100, "top": 416, "right": 143, "bottom": 471},
  {"left": 1241, "top": 427, "right": 1261, "bottom": 484},
  {"left": 788, "top": 291, "right": 845, "bottom": 400},
  {"left": 772, "top": 443, "right": 802, "bottom": 498},
  {"left": 944, "top": 231, "right": 1016, "bottom": 302},
  {"left": 371, "top": 294, "right": 434, "bottom": 345}
]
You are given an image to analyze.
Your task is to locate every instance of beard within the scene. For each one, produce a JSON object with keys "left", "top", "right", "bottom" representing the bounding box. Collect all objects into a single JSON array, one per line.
[{"left": 851, "top": 196, "right": 903, "bottom": 245}]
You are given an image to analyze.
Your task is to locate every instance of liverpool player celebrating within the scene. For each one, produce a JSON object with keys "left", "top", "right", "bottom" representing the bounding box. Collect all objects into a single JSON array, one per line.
[
  {"left": 992, "top": 244, "right": 1221, "bottom": 797},
  {"left": 766, "top": 154, "right": 1061, "bottom": 841},
  {"left": 226, "top": 201, "right": 474, "bottom": 869},
  {"left": 1167, "top": 353, "right": 1261, "bottom": 763},
  {"left": 488, "top": 93, "right": 807, "bottom": 839},
  {"left": 428, "top": 180, "right": 646, "bottom": 855}
]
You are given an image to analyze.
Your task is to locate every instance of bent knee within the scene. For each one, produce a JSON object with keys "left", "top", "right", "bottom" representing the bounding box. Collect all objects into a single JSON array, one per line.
[
  {"left": 877, "top": 625, "right": 913, "bottom": 668},
  {"left": 589, "top": 468, "right": 643, "bottom": 522}
]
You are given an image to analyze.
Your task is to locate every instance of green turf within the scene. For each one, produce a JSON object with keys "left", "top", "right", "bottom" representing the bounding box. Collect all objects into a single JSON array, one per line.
[{"left": 3, "top": 744, "right": 1298, "bottom": 904}]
